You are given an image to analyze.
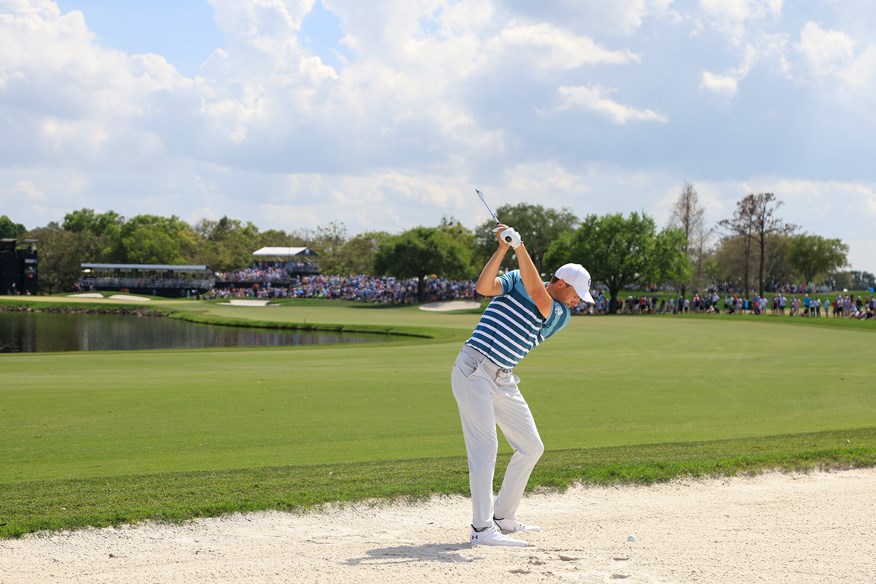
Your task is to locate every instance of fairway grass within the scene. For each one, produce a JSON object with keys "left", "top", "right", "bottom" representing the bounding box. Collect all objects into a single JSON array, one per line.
[{"left": 1, "top": 297, "right": 874, "bottom": 537}]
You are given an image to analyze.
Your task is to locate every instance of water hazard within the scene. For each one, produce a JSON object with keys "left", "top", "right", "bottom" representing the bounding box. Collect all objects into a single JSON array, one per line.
[{"left": 0, "top": 311, "right": 391, "bottom": 353}]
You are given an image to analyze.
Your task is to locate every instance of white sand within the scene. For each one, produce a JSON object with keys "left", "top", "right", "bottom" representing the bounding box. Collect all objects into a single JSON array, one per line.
[
  {"left": 111, "top": 294, "right": 151, "bottom": 302},
  {"left": 226, "top": 299, "right": 273, "bottom": 306},
  {"left": 420, "top": 300, "right": 481, "bottom": 311},
  {"left": 2, "top": 468, "right": 874, "bottom": 583},
  {"left": 68, "top": 293, "right": 152, "bottom": 302}
]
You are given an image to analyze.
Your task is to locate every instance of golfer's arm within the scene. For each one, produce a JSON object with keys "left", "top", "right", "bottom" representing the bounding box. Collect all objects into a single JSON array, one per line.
[
  {"left": 515, "top": 243, "right": 552, "bottom": 318},
  {"left": 475, "top": 247, "right": 508, "bottom": 297}
]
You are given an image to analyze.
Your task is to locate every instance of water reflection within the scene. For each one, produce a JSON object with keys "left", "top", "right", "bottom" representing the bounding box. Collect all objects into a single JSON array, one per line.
[{"left": 0, "top": 312, "right": 390, "bottom": 353}]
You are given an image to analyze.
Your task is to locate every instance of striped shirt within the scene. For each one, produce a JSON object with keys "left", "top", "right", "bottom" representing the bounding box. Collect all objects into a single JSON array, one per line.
[{"left": 465, "top": 270, "right": 570, "bottom": 369}]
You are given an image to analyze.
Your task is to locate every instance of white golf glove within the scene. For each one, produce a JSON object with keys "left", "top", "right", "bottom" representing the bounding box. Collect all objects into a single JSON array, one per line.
[{"left": 500, "top": 227, "right": 522, "bottom": 249}]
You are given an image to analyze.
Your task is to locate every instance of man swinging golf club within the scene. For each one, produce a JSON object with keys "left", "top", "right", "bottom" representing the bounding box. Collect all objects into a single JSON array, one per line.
[{"left": 452, "top": 220, "right": 594, "bottom": 547}]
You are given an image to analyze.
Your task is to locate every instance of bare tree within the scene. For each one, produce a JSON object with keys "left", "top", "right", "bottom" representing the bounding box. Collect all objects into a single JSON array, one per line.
[
  {"left": 668, "top": 183, "right": 711, "bottom": 294},
  {"left": 719, "top": 193, "right": 796, "bottom": 296}
]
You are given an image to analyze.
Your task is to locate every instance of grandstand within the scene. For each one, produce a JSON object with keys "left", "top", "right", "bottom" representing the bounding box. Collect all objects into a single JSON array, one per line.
[
  {"left": 214, "top": 247, "right": 319, "bottom": 289},
  {"left": 78, "top": 264, "right": 214, "bottom": 297}
]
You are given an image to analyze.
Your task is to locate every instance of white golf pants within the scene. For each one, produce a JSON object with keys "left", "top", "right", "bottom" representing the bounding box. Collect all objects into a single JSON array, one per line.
[{"left": 451, "top": 345, "right": 544, "bottom": 529}]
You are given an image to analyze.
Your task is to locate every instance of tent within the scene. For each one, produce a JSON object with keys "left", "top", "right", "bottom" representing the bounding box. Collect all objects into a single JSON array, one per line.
[{"left": 251, "top": 247, "right": 319, "bottom": 258}]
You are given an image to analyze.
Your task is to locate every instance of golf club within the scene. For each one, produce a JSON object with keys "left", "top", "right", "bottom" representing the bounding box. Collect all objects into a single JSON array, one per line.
[
  {"left": 475, "top": 189, "right": 500, "bottom": 225},
  {"left": 474, "top": 189, "right": 520, "bottom": 248}
]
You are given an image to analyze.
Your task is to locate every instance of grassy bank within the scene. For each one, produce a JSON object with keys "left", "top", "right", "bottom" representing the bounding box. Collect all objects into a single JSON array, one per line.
[{"left": 1, "top": 428, "right": 872, "bottom": 538}]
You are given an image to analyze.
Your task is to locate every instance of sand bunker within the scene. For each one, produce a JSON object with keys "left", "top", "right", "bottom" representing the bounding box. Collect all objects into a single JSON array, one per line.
[
  {"left": 226, "top": 299, "right": 273, "bottom": 307},
  {"left": 111, "top": 295, "right": 151, "bottom": 302},
  {"left": 68, "top": 293, "right": 152, "bottom": 302},
  {"left": 2, "top": 468, "right": 873, "bottom": 583},
  {"left": 420, "top": 300, "right": 481, "bottom": 312}
]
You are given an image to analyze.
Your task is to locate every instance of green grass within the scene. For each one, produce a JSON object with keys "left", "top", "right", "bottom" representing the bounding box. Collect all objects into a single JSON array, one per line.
[
  {"left": 1, "top": 429, "right": 872, "bottom": 538},
  {"left": 1, "top": 296, "right": 874, "bottom": 538}
]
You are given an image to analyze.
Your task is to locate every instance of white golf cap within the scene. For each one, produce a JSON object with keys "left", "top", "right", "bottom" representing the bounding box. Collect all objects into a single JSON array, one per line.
[{"left": 555, "top": 263, "right": 595, "bottom": 304}]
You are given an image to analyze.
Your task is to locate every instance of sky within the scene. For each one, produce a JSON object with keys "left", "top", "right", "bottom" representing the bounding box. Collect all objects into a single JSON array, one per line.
[{"left": 1, "top": 0, "right": 875, "bottom": 275}]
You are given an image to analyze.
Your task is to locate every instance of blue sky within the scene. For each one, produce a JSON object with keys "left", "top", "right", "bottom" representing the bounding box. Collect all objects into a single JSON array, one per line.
[{"left": 2, "top": 0, "right": 875, "bottom": 276}]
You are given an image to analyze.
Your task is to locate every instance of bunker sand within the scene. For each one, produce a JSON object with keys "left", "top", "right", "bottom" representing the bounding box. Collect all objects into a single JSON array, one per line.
[{"left": 2, "top": 468, "right": 874, "bottom": 583}]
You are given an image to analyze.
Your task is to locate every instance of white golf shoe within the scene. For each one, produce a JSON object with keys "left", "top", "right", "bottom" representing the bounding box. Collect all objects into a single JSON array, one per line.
[
  {"left": 470, "top": 525, "right": 528, "bottom": 547},
  {"left": 494, "top": 517, "right": 541, "bottom": 534}
]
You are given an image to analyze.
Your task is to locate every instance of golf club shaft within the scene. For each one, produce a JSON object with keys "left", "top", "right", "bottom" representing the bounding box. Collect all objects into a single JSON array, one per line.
[{"left": 475, "top": 189, "right": 500, "bottom": 225}]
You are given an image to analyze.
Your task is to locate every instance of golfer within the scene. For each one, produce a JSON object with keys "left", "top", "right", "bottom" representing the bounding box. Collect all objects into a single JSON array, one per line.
[{"left": 452, "top": 223, "right": 594, "bottom": 547}]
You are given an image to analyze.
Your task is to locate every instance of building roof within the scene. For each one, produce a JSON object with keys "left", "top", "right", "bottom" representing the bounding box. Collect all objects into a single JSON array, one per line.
[
  {"left": 81, "top": 263, "right": 211, "bottom": 272},
  {"left": 252, "top": 246, "right": 319, "bottom": 257}
]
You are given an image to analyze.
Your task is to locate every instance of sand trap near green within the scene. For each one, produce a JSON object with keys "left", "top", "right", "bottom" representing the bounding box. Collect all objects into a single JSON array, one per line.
[{"left": 3, "top": 468, "right": 873, "bottom": 583}]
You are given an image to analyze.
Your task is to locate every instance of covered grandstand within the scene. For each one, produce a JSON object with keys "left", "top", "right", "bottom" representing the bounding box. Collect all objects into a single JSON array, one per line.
[
  {"left": 214, "top": 247, "right": 320, "bottom": 288},
  {"left": 76, "top": 248, "right": 321, "bottom": 296},
  {"left": 252, "top": 247, "right": 319, "bottom": 275},
  {"left": 78, "top": 263, "right": 214, "bottom": 297}
]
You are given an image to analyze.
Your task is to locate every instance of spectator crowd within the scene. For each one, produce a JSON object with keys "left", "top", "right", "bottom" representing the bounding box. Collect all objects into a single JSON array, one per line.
[
  {"left": 611, "top": 292, "right": 876, "bottom": 320},
  {"left": 215, "top": 262, "right": 319, "bottom": 283},
  {"left": 210, "top": 264, "right": 875, "bottom": 320},
  {"left": 210, "top": 273, "right": 477, "bottom": 304}
]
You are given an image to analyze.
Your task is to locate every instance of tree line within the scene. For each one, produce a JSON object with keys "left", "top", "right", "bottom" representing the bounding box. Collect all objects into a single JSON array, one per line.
[{"left": 1, "top": 185, "right": 871, "bottom": 311}]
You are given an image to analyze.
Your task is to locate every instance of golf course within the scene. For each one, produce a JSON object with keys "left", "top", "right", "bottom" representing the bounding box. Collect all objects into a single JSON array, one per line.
[{"left": 1, "top": 295, "right": 874, "bottom": 539}]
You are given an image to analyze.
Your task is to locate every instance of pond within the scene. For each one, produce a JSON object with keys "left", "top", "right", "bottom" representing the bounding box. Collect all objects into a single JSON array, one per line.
[{"left": 0, "top": 312, "right": 392, "bottom": 353}]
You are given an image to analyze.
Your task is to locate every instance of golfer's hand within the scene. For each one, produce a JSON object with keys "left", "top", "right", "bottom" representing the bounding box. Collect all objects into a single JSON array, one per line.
[
  {"left": 493, "top": 223, "right": 512, "bottom": 248},
  {"left": 494, "top": 224, "right": 522, "bottom": 249}
]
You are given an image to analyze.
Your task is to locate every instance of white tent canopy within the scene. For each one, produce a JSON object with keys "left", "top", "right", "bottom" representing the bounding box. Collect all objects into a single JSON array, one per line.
[{"left": 252, "top": 246, "right": 318, "bottom": 258}]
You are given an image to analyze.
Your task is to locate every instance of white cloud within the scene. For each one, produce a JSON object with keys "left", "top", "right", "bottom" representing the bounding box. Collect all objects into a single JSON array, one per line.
[
  {"left": 2, "top": 0, "right": 876, "bottom": 276},
  {"left": 839, "top": 44, "right": 876, "bottom": 90},
  {"left": 699, "top": 43, "right": 760, "bottom": 97},
  {"left": 504, "top": 162, "right": 590, "bottom": 203},
  {"left": 698, "top": 0, "right": 782, "bottom": 42},
  {"left": 700, "top": 71, "right": 738, "bottom": 95},
  {"left": 552, "top": 85, "right": 668, "bottom": 124},
  {"left": 12, "top": 180, "right": 47, "bottom": 202},
  {"left": 493, "top": 23, "right": 640, "bottom": 68},
  {"left": 499, "top": 0, "right": 677, "bottom": 36},
  {"left": 789, "top": 21, "right": 876, "bottom": 107},
  {"left": 795, "top": 21, "right": 855, "bottom": 77}
]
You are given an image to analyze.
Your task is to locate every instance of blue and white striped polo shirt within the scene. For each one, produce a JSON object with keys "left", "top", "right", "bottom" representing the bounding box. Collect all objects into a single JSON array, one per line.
[{"left": 465, "top": 270, "right": 570, "bottom": 369}]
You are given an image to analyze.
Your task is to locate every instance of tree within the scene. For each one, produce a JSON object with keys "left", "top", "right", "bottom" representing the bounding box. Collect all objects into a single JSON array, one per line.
[
  {"left": 113, "top": 215, "right": 198, "bottom": 265},
  {"left": 309, "top": 221, "right": 349, "bottom": 274},
  {"left": 849, "top": 270, "right": 876, "bottom": 289},
  {"left": 340, "top": 231, "right": 391, "bottom": 275},
  {"left": 719, "top": 193, "right": 795, "bottom": 296},
  {"left": 544, "top": 212, "right": 688, "bottom": 313},
  {"left": 710, "top": 235, "right": 754, "bottom": 292},
  {"left": 474, "top": 203, "right": 578, "bottom": 274},
  {"left": 193, "top": 216, "right": 260, "bottom": 271},
  {"left": 23, "top": 223, "right": 88, "bottom": 293},
  {"left": 373, "top": 226, "right": 473, "bottom": 302},
  {"left": 257, "top": 229, "right": 307, "bottom": 248},
  {"left": 668, "top": 183, "right": 711, "bottom": 294},
  {"left": 0, "top": 215, "right": 27, "bottom": 239},
  {"left": 653, "top": 227, "right": 693, "bottom": 288},
  {"left": 786, "top": 234, "right": 849, "bottom": 286},
  {"left": 62, "top": 208, "right": 125, "bottom": 262},
  {"left": 62, "top": 209, "right": 124, "bottom": 237},
  {"left": 761, "top": 233, "right": 794, "bottom": 291}
]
